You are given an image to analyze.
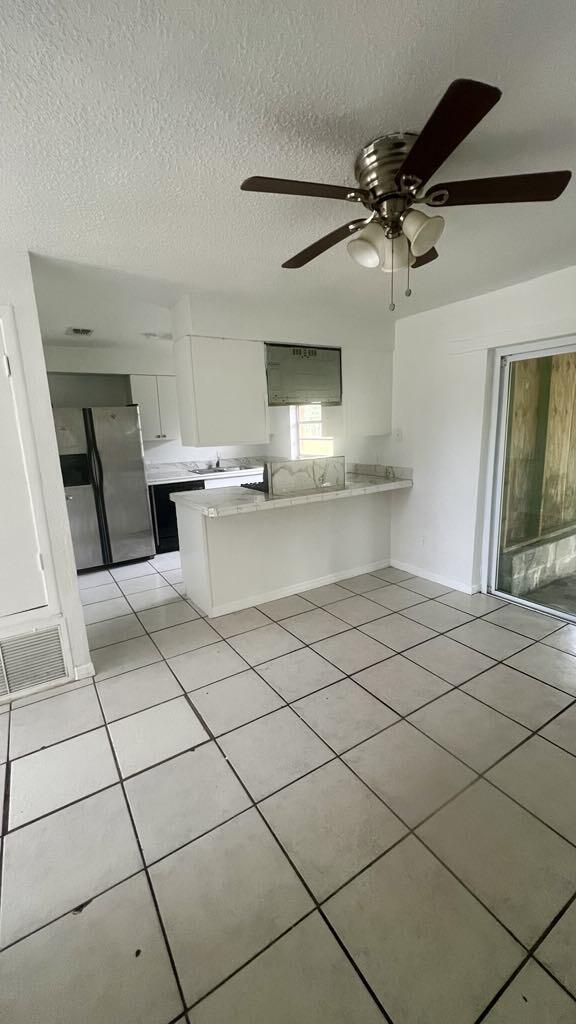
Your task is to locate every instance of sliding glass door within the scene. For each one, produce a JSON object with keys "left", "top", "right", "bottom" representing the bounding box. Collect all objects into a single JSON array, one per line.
[{"left": 493, "top": 346, "right": 576, "bottom": 617}]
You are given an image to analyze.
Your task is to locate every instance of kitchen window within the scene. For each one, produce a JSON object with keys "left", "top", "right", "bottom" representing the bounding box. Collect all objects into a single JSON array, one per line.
[{"left": 291, "top": 404, "right": 334, "bottom": 458}]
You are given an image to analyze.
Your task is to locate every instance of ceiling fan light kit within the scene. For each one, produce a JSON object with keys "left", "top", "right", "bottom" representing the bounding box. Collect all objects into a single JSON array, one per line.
[
  {"left": 241, "top": 78, "right": 571, "bottom": 311},
  {"left": 401, "top": 209, "right": 445, "bottom": 257},
  {"left": 379, "top": 235, "right": 413, "bottom": 274},
  {"left": 347, "top": 223, "right": 385, "bottom": 268}
]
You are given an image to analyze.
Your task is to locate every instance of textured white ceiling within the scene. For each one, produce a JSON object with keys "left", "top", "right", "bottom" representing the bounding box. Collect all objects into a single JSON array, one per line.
[{"left": 2, "top": 0, "right": 575, "bottom": 337}]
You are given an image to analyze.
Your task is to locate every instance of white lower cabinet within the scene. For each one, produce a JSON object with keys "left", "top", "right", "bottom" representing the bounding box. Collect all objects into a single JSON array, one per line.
[
  {"left": 174, "top": 336, "right": 269, "bottom": 446},
  {"left": 130, "top": 375, "right": 179, "bottom": 441}
]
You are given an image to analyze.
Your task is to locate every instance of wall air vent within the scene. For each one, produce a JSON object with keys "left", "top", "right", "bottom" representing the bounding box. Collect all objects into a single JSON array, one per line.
[
  {"left": 0, "top": 626, "right": 67, "bottom": 697},
  {"left": 64, "top": 327, "right": 94, "bottom": 337}
]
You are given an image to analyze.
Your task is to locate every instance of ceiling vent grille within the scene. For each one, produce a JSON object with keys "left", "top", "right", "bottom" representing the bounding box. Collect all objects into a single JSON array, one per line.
[
  {"left": 0, "top": 626, "right": 66, "bottom": 697},
  {"left": 64, "top": 327, "right": 93, "bottom": 337}
]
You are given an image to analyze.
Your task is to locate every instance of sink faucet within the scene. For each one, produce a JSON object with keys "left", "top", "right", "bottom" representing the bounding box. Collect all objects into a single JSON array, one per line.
[{"left": 215, "top": 450, "right": 221, "bottom": 469}]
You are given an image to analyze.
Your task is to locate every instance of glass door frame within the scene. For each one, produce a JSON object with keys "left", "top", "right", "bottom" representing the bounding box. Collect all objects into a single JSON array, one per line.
[{"left": 485, "top": 335, "right": 576, "bottom": 623}]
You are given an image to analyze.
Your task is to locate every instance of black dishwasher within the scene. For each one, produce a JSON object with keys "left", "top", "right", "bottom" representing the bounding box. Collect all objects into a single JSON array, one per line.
[{"left": 149, "top": 480, "right": 205, "bottom": 554}]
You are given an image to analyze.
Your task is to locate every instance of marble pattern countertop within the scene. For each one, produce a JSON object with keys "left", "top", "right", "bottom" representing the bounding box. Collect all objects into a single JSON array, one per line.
[
  {"left": 171, "top": 474, "right": 413, "bottom": 518},
  {"left": 145, "top": 462, "right": 264, "bottom": 485}
]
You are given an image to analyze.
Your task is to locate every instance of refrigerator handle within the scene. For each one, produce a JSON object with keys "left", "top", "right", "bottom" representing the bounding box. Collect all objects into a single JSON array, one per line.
[{"left": 90, "top": 446, "right": 103, "bottom": 491}]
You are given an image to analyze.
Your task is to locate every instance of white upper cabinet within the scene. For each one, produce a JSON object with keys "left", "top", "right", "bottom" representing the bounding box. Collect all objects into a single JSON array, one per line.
[
  {"left": 130, "top": 375, "right": 179, "bottom": 441},
  {"left": 156, "top": 376, "right": 179, "bottom": 440},
  {"left": 174, "top": 336, "right": 269, "bottom": 446}
]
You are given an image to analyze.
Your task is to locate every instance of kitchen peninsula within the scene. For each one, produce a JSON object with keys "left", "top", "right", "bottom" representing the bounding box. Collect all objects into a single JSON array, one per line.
[{"left": 172, "top": 465, "right": 412, "bottom": 616}]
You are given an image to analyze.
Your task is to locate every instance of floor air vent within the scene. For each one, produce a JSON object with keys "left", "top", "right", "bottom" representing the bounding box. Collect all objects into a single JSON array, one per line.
[{"left": 0, "top": 626, "right": 66, "bottom": 696}]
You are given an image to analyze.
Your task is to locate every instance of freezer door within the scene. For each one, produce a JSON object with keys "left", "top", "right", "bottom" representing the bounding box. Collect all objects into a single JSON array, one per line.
[
  {"left": 91, "top": 407, "right": 154, "bottom": 562},
  {"left": 64, "top": 485, "right": 102, "bottom": 570},
  {"left": 53, "top": 408, "right": 87, "bottom": 454}
]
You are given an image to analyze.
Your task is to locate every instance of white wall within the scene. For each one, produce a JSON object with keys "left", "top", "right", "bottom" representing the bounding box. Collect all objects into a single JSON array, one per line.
[
  {"left": 48, "top": 372, "right": 131, "bottom": 407},
  {"left": 0, "top": 250, "right": 90, "bottom": 677},
  {"left": 44, "top": 344, "right": 175, "bottom": 376},
  {"left": 387, "top": 266, "right": 576, "bottom": 591}
]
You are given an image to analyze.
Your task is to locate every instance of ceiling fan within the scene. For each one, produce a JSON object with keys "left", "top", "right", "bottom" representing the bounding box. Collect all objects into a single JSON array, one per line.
[{"left": 241, "top": 79, "right": 571, "bottom": 301}]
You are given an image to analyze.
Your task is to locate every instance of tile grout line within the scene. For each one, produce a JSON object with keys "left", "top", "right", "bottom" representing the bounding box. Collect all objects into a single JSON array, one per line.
[
  {"left": 4, "top": 643, "right": 575, "bottom": 911},
  {"left": 88, "top": 599, "right": 576, "bottom": 756},
  {"left": 200, "top": 622, "right": 576, "bottom": 976},
  {"left": 8, "top": 596, "right": 576, "bottom": 800},
  {"left": 257, "top": 677, "right": 544, "bottom": 956},
  {"left": 166, "top": 628, "right": 576, "bottom": 998},
  {"left": 8, "top": 584, "right": 576, "bottom": 809},
  {"left": 169, "top": 672, "right": 395, "bottom": 1023},
  {"left": 473, "top": 885, "right": 576, "bottom": 1021},
  {"left": 90, "top": 681, "right": 190, "bottom": 1022},
  {"left": 3, "top": 560, "right": 576, "bottom": 1016},
  {"left": 0, "top": 709, "right": 12, "bottom": 923}
]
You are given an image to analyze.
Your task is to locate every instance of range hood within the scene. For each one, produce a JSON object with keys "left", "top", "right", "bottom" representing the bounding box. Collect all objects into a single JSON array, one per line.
[{"left": 265, "top": 343, "right": 342, "bottom": 406}]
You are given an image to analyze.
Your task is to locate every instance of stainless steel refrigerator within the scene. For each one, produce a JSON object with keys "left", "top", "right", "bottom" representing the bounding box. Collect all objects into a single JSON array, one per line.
[{"left": 54, "top": 406, "right": 154, "bottom": 570}]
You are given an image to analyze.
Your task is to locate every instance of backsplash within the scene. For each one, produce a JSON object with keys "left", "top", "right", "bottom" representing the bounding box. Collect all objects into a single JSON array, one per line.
[
  {"left": 268, "top": 455, "right": 345, "bottom": 496},
  {"left": 348, "top": 463, "right": 413, "bottom": 480}
]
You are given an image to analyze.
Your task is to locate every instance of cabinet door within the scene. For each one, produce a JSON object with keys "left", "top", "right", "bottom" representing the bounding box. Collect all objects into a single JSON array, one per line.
[
  {"left": 157, "top": 376, "right": 179, "bottom": 440},
  {"left": 193, "top": 338, "right": 269, "bottom": 445},
  {"left": 130, "top": 375, "right": 162, "bottom": 441},
  {"left": 174, "top": 337, "right": 199, "bottom": 444}
]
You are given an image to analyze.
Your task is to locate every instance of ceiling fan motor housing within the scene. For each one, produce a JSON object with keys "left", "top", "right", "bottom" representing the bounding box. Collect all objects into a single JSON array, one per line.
[{"left": 354, "top": 131, "right": 418, "bottom": 199}]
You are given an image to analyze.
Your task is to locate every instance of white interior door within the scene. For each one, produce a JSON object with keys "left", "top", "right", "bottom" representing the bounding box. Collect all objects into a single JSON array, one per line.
[{"left": 0, "top": 312, "right": 47, "bottom": 616}]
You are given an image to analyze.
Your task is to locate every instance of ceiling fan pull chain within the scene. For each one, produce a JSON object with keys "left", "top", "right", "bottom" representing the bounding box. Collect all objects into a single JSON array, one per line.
[
  {"left": 389, "top": 237, "right": 395, "bottom": 312},
  {"left": 405, "top": 253, "right": 412, "bottom": 298}
]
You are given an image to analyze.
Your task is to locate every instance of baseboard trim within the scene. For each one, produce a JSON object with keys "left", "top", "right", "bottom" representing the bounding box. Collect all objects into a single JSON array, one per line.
[
  {"left": 0, "top": 671, "right": 94, "bottom": 707},
  {"left": 74, "top": 661, "right": 95, "bottom": 680},
  {"left": 389, "top": 560, "right": 478, "bottom": 595},
  {"left": 195, "top": 559, "right": 392, "bottom": 617}
]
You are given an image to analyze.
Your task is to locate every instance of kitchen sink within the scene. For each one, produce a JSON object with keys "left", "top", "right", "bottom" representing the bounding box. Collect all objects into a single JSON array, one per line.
[{"left": 187, "top": 466, "right": 239, "bottom": 474}]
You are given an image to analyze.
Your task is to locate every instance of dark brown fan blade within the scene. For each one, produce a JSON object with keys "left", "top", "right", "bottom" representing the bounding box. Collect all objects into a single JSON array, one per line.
[
  {"left": 395, "top": 79, "right": 502, "bottom": 190},
  {"left": 412, "top": 247, "right": 438, "bottom": 269},
  {"left": 282, "top": 219, "right": 368, "bottom": 269},
  {"left": 241, "top": 176, "right": 369, "bottom": 203},
  {"left": 424, "top": 170, "right": 572, "bottom": 206}
]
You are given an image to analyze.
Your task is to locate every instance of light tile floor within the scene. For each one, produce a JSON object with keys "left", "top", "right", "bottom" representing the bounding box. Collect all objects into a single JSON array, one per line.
[{"left": 1, "top": 558, "right": 576, "bottom": 1023}]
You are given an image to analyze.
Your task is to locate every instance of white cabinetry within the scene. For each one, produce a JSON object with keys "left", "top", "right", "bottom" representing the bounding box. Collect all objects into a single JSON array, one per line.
[
  {"left": 156, "top": 376, "right": 179, "bottom": 440},
  {"left": 130, "top": 375, "right": 179, "bottom": 441},
  {"left": 174, "top": 336, "right": 269, "bottom": 446}
]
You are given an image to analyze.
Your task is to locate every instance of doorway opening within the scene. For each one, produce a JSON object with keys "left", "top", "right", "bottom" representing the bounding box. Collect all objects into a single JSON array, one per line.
[{"left": 491, "top": 344, "right": 576, "bottom": 618}]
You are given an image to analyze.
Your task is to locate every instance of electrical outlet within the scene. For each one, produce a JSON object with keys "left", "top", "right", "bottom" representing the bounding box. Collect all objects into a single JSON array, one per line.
[{"left": 393, "top": 428, "right": 403, "bottom": 443}]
